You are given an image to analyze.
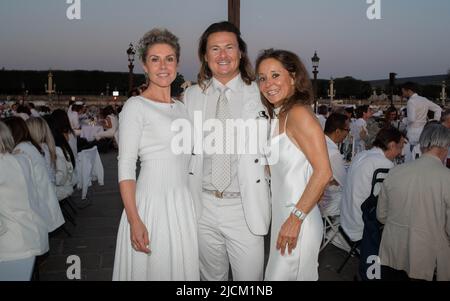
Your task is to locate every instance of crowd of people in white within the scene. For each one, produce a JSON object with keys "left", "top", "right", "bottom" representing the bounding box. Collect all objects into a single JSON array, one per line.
[
  {"left": 1, "top": 21, "right": 449, "bottom": 281},
  {"left": 0, "top": 102, "right": 119, "bottom": 280}
]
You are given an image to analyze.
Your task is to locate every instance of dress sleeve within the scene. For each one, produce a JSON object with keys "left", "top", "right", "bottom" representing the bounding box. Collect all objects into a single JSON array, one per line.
[{"left": 118, "top": 99, "right": 144, "bottom": 182}]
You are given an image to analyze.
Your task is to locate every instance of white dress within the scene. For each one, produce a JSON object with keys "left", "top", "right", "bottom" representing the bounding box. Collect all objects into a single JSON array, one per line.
[
  {"left": 264, "top": 117, "right": 323, "bottom": 281},
  {"left": 113, "top": 96, "right": 199, "bottom": 281}
]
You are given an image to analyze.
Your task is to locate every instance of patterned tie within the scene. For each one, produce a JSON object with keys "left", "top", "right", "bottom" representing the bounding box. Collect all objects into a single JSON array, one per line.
[{"left": 211, "top": 88, "right": 232, "bottom": 192}]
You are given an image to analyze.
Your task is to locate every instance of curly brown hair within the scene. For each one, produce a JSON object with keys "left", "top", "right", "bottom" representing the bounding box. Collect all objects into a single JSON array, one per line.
[{"left": 255, "top": 49, "right": 313, "bottom": 118}]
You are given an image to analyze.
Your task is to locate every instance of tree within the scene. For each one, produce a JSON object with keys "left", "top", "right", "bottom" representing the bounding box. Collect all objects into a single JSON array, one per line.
[{"left": 334, "top": 76, "right": 372, "bottom": 99}]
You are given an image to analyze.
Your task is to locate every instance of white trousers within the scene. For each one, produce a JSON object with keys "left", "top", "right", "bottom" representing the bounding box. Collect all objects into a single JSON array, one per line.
[{"left": 198, "top": 192, "right": 264, "bottom": 281}]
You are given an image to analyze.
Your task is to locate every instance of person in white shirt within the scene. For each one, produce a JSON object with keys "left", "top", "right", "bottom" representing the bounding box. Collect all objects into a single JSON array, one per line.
[
  {"left": 340, "top": 128, "right": 405, "bottom": 242},
  {"left": 403, "top": 82, "right": 442, "bottom": 147},
  {"left": 316, "top": 104, "right": 328, "bottom": 130},
  {"left": 28, "top": 103, "right": 40, "bottom": 118},
  {"left": 0, "top": 121, "right": 49, "bottom": 280},
  {"left": 26, "top": 117, "right": 57, "bottom": 184},
  {"left": 184, "top": 21, "right": 271, "bottom": 281},
  {"left": 67, "top": 103, "right": 82, "bottom": 136},
  {"left": 350, "top": 105, "right": 373, "bottom": 155},
  {"left": 95, "top": 106, "right": 118, "bottom": 141},
  {"left": 320, "top": 113, "right": 350, "bottom": 217},
  {"left": 4, "top": 117, "right": 65, "bottom": 233}
]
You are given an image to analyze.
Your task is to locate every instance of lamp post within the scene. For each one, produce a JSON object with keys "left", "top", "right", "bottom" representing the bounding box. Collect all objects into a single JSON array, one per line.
[
  {"left": 127, "top": 43, "right": 136, "bottom": 95},
  {"left": 311, "top": 51, "right": 320, "bottom": 113}
]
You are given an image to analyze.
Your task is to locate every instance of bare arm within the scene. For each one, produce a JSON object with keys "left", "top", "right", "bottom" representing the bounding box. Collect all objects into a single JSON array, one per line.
[
  {"left": 104, "top": 116, "right": 112, "bottom": 129},
  {"left": 276, "top": 105, "right": 332, "bottom": 255}
]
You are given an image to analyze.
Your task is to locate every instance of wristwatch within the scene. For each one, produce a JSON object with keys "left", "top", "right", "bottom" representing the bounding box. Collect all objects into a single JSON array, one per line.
[{"left": 291, "top": 207, "right": 307, "bottom": 221}]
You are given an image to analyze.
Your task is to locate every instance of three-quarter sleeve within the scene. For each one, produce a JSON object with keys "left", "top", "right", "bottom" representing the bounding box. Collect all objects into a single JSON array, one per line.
[{"left": 118, "top": 99, "right": 144, "bottom": 182}]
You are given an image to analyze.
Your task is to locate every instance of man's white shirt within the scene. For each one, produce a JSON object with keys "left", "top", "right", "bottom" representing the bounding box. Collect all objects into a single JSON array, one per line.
[
  {"left": 319, "top": 136, "right": 347, "bottom": 217},
  {"left": 406, "top": 93, "right": 442, "bottom": 145},
  {"left": 340, "top": 147, "right": 393, "bottom": 241}
]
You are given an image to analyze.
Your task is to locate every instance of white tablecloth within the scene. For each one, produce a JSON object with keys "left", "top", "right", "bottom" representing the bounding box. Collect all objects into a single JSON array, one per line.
[{"left": 81, "top": 125, "right": 103, "bottom": 142}]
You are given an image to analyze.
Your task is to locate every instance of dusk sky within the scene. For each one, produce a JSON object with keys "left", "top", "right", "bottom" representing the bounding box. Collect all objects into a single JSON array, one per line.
[{"left": 1, "top": 0, "right": 450, "bottom": 81}]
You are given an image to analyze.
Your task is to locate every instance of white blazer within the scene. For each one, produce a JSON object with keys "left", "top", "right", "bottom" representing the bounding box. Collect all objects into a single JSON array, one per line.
[
  {"left": 183, "top": 80, "right": 271, "bottom": 236},
  {"left": 0, "top": 153, "right": 49, "bottom": 261}
]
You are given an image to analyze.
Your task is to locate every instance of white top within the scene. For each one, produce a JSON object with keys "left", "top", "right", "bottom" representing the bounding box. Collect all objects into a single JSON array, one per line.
[
  {"left": 30, "top": 108, "right": 40, "bottom": 118},
  {"left": 118, "top": 96, "right": 188, "bottom": 182},
  {"left": 14, "top": 142, "right": 65, "bottom": 232},
  {"left": 41, "top": 143, "right": 56, "bottom": 184},
  {"left": 340, "top": 147, "right": 394, "bottom": 241},
  {"left": 407, "top": 93, "right": 442, "bottom": 130},
  {"left": 350, "top": 118, "right": 367, "bottom": 154},
  {"left": 107, "top": 114, "right": 118, "bottom": 132},
  {"left": 317, "top": 114, "right": 327, "bottom": 130},
  {"left": 68, "top": 110, "right": 80, "bottom": 130},
  {"left": 55, "top": 147, "right": 74, "bottom": 201},
  {"left": 0, "top": 153, "right": 49, "bottom": 261},
  {"left": 319, "top": 136, "right": 347, "bottom": 217},
  {"left": 202, "top": 75, "right": 242, "bottom": 193}
]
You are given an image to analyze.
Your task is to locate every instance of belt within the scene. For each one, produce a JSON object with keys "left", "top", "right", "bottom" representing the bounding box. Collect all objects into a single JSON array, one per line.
[{"left": 202, "top": 189, "right": 241, "bottom": 199}]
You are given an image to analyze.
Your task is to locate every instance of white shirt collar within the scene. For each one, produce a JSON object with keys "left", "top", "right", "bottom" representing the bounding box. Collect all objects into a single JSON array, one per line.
[
  {"left": 211, "top": 74, "right": 243, "bottom": 93},
  {"left": 325, "top": 135, "right": 339, "bottom": 150}
]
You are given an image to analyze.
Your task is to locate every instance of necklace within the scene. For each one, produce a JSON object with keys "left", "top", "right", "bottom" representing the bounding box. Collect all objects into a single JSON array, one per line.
[{"left": 273, "top": 106, "right": 282, "bottom": 118}]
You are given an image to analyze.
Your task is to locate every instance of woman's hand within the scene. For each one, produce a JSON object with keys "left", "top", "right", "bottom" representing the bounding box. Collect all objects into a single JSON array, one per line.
[
  {"left": 276, "top": 214, "right": 302, "bottom": 256},
  {"left": 130, "top": 219, "right": 151, "bottom": 254}
]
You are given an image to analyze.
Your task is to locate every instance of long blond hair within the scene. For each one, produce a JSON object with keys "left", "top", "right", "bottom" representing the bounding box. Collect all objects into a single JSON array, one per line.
[{"left": 26, "top": 117, "right": 57, "bottom": 169}]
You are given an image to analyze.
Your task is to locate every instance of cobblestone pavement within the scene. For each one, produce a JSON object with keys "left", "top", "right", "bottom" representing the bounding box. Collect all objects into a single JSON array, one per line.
[{"left": 38, "top": 151, "right": 359, "bottom": 281}]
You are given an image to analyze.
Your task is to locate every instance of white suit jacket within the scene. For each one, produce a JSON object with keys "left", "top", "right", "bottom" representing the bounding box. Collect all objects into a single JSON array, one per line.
[{"left": 183, "top": 80, "right": 271, "bottom": 236}]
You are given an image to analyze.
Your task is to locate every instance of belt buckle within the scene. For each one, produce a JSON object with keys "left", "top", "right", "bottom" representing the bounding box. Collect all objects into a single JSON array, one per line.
[{"left": 214, "top": 190, "right": 224, "bottom": 198}]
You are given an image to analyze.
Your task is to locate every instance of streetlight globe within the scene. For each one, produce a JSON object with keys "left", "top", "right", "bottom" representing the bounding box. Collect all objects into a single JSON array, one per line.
[
  {"left": 127, "top": 43, "right": 135, "bottom": 63},
  {"left": 311, "top": 51, "right": 320, "bottom": 69}
]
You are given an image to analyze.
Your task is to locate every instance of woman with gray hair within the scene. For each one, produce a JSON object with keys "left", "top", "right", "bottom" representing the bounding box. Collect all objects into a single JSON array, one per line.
[
  {"left": 377, "top": 123, "right": 450, "bottom": 280},
  {"left": 112, "top": 28, "right": 199, "bottom": 280},
  {"left": 0, "top": 121, "right": 49, "bottom": 280}
]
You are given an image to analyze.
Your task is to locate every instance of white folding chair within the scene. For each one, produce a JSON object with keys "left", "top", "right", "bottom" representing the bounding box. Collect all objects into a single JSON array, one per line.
[
  {"left": 77, "top": 146, "right": 104, "bottom": 200},
  {"left": 320, "top": 215, "right": 341, "bottom": 252}
]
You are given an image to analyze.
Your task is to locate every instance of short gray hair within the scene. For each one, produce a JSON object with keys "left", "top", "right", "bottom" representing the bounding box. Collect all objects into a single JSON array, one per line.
[
  {"left": 0, "top": 121, "right": 15, "bottom": 154},
  {"left": 419, "top": 123, "right": 450, "bottom": 152},
  {"left": 138, "top": 28, "right": 180, "bottom": 63}
]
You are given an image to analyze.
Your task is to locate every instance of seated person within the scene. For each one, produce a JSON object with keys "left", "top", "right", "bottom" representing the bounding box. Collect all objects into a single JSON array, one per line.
[
  {"left": 319, "top": 113, "right": 349, "bottom": 217},
  {"left": 0, "top": 121, "right": 49, "bottom": 280},
  {"left": 95, "top": 106, "right": 118, "bottom": 141},
  {"left": 340, "top": 128, "right": 405, "bottom": 242},
  {"left": 377, "top": 124, "right": 450, "bottom": 280}
]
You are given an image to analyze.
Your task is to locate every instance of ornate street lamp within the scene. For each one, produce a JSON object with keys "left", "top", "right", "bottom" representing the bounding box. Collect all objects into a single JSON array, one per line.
[
  {"left": 127, "top": 43, "right": 136, "bottom": 95},
  {"left": 311, "top": 51, "right": 320, "bottom": 113}
]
